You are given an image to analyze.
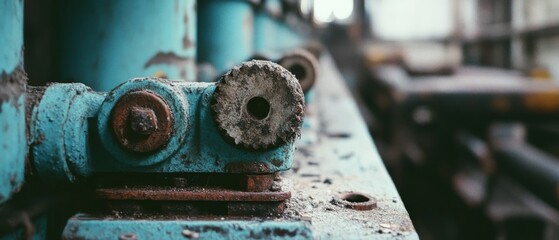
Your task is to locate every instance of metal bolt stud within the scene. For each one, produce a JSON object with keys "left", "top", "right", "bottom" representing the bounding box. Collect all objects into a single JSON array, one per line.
[
  {"left": 110, "top": 91, "right": 173, "bottom": 153},
  {"left": 129, "top": 107, "right": 158, "bottom": 135}
]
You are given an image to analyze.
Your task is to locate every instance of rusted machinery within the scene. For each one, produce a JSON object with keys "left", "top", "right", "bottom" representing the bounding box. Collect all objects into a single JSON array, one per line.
[
  {"left": 361, "top": 64, "right": 559, "bottom": 239},
  {"left": 0, "top": 0, "right": 417, "bottom": 239}
]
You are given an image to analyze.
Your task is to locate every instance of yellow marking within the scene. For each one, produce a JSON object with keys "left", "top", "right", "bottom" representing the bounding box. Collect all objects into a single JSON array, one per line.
[
  {"left": 523, "top": 91, "right": 559, "bottom": 112},
  {"left": 529, "top": 68, "right": 552, "bottom": 81},
  {"left": 153, "top": 70, "right": 168, "bottom": 79}
]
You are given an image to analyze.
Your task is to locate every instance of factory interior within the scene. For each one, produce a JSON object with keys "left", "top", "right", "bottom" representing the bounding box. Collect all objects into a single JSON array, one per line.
[{"left": 1, "top": 0, "right": 559, "bottom": 239}]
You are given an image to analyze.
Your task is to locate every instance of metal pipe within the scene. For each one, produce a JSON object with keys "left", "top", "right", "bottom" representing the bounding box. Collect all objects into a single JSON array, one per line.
[
  {"left": 0, "top": 0, "right": 26, "bottom": 204},
  {"left": 52, "top": 0, "right": 196, "bottom": 91},
  {"left": 197, "top": 0, "right": 254, "bottom": 74}
]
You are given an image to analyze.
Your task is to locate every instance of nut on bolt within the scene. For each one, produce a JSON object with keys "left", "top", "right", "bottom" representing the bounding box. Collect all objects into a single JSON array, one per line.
[
  {"left": 110, "top": 91, "right": 173, "bottom": 153},
  {"left": 278, "top": 49, "right": 319, "bottom": 93},
  {"left": 129, "top": 107, "right": 158, "bottom": 135}
]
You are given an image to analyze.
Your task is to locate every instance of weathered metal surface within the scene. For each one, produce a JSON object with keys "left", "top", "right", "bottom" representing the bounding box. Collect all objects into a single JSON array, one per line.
[
  {"left": 110, "top": 91, "right": 173, "bottom": 153},
  {"left": 29, "top": 62, "right": 302, "bottom": 184},
  {"left": 0, "top": 0, "right": 26, "bottom": 204},
  {"left": 63, "top": 216, "right": 312, "bottom": 239},
  {"left": 248, "top": 49, "right": 318, "bottom": 105},
  {"left": 197, "top": 0, "right": 254, "bottom": 74},
  {"left": 28, "top": 84, "right": 104, "bottom": 184},
  {"left": 52, "top": 0, "right": 196, "bottom": 91},
  {"left": 281, "top": 55, "right": 417, "bottom": 238},
  {"left": 0, "top": 0, "right": 23, "bottom": 75},
  {"left": 96, "top": 187, "right": 290, "bottom": 202},
  {"left": 56, "top": 54, "right": 414, "bottom": 239},
  {"left": 242, "top": 174, "right": 276, "bottom": 192},
  {"left": 213, "top": 60, "right": 304, "bottom": 150}
]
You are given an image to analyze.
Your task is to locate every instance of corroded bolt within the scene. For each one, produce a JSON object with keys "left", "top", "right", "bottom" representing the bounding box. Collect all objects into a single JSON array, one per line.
[
  {"left": 129, "top": 107, "right": 158, "bottom": 135},
  {"left": 213, "top": 60, "right": 305, "bottom": 150},
  {"left": 110, "top": 91, "right": 173, "bottom": 153}
]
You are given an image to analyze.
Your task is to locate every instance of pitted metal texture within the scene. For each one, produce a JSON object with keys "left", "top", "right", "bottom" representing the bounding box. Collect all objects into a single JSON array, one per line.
[
  {"left": 110, "top": 91, "right": 173, "bottom": 153},
  {"left": 213, "top": 60, "right": 305, "bottom": 150}
]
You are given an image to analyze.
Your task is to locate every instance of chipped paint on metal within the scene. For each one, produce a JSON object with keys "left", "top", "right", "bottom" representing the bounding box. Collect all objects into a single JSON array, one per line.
[
  {"left": 0, "top": 0, "right": 26, "bottom": 204},
  {"left": 30, "top": 74, "right": 299, "bottom": 183},
  {"left": 0, "top": 94, "right": 25, "bottom": 203},
  {"left": 63, "top": 216, "right": 312, "bottom": 239},
  {"left": 0, "top": 0, "right": 23, "bottom": 74},
  {"left": 53, "top": 0, "right": 196, "bottom": 91},
  {"left": 197, "top": 0, "right": 254, "bottom": 73},
  {"left": 29, "top": 84, "right": 104, "bottom": 184}
]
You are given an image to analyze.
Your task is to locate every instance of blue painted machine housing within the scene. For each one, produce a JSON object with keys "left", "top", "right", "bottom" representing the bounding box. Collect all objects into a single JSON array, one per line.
[
  {"left": 30, "top": 78, "right": 294, "bottom": 185},
  {"left": 63, "top": 215, "right": 312, "bottom": 239}
]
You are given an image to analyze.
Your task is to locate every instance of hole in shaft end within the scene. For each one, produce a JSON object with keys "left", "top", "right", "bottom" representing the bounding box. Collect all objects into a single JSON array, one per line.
[
  {"left": 288, "top": 64, "right": 307, "bottom": 82},
  {"left": 247, "top": 96, "right": 270, "bottom": 120}
]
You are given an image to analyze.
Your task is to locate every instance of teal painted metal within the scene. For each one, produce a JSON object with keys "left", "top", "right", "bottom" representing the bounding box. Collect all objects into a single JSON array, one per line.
[
  {"left": 0, "top": 0, "right": 26, "bottom": 204},
  {"left": 254, "top": 10, "right": 277, "bottom": 54},
  {"left": 197, "top": 0, "right": 254, "bottom": 74},
  {"left": 253, "top": 0, "right": 281, "bottom": 54},
  {"left": 29, "top": 84, "right": 104, "bottom": 184},
  {"left": 0, "top": 0, "right": 23, "bottom": 74},
  {"left": 53, "top": 0, "right": 196, "bottom": 91},
  {"left": 30, "top": 78, "right": 294, "bottom": 184},
  {"left": 276, "top": 21, "right": 305, "bottom": 52},
  {"left": 63, "top": 215, "right": 312, "bottom": 239}
]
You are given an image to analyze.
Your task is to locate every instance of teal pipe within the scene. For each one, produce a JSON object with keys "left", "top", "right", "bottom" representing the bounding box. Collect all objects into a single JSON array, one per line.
[
  {"left": 0, "top": 0, "right": 26, "bottom": 204},
  {"left": 52, "top": 0, "right": 196, "bottom": 91}
]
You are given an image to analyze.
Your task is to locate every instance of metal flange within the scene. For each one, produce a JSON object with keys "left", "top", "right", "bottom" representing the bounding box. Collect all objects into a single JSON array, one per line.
[
  {"left": 213, "top": 60, "right": 305, "bottom": 150},
  {"left": 110, "top": 91, "right": 173, "bottom": 153},
  {"left": 97, "top": 78, "right": 189, "bottom": 166},
  {"left": 278, "top": 49, "right": 318, "bottom": 93}
]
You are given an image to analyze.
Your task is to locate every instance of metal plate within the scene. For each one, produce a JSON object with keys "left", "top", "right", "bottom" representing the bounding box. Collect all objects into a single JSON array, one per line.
[{"left": 96, "top": 187, "right": 290, "bottom": 202}]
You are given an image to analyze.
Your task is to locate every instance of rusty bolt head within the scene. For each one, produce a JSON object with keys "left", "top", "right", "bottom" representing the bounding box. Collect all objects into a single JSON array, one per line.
[
  {"left": 110, "top": 91, "right": 173, "bottom": 153},
  {"left": 129, "top": 107, "right": 158, "bottom": 135}
]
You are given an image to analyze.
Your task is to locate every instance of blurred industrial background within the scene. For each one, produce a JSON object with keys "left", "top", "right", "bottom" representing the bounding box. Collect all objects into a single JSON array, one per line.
[{"left": 1, "top": 0, "right": 559, "bottom": 239}]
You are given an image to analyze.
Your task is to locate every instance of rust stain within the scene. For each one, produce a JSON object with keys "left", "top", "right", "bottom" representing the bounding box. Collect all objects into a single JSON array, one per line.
[
  {"left": 523, "top": 91, "right": 559, "bottom": 112},
  {"left": 271, "top": 159, "right": 283, "bottom": 167},
  {"left": 242, "top": 174, "right": 275, "bottom": 192},
  {"left": 226, "top": 162, "right": 269, "bottom": 174},
  {"left": 96, "top": 187, "right": 290, "bottom": 202},
  {"left": 0, "top": 65, "right": 27, "bottom": 111},
  {"left": 182, "top": 35, "right": 194, "bottom": 49},
  {"left": 110, "top": 91, "right": 173, "bottom": 153}
]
